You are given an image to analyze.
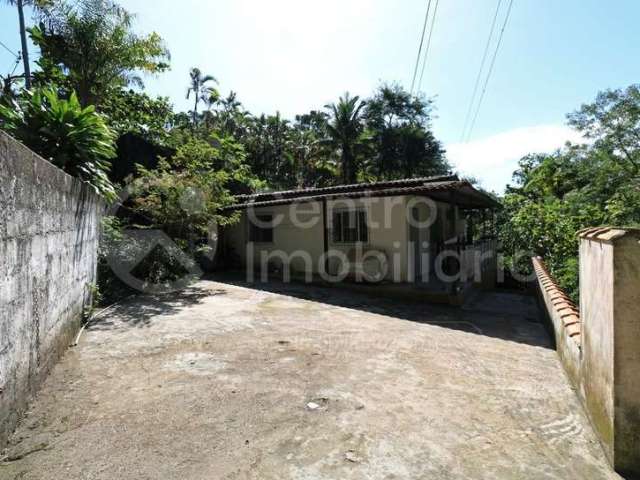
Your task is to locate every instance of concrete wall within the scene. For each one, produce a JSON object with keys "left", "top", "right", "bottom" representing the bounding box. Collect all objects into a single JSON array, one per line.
[
  {"left": 0, "top": 131, "right": 103, "bottom": 448},
  {"left": 228, "top": 201, "right": 325, "bottom": 277},
  {"left": 580, "top": 229, "right": 640, "bottom": 475},
  {"left": 612, "top": 233, "right": 640, "bottom": 474},
  {"left": 579, "top": 235, "right": 616, "bottom": 461},
  {"left": 533, "top": 227, "right": 640, "bottom": 476}
]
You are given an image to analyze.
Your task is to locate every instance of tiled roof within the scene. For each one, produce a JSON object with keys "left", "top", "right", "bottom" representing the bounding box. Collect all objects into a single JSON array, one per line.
[
  {"left": 576, "top": 227, "right": 640, "bottom": 243},
  {"left": 233, "top": 174, "right": 458, "bottom": 202},
  {"left": 226, "top": 176, "right": 499, "bottom": 210}
]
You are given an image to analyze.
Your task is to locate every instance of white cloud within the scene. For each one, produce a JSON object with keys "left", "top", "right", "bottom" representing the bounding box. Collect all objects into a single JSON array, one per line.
[{"left": 445, "top": 125, "right": 586, "bottom": 193}]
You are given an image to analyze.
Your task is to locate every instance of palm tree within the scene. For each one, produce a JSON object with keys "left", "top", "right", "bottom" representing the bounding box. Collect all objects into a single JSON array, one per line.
[
  {"left": 216, "top": 91, "right": 250, "bottom": 137},
  {"left": 292, "top": 130, "right": 323, "bottom": 188},
  {"left": 186, "top": 67, "right": 218, "bottom": 125},
  {"left": 325, "top": 92, "right": 367, "bottom": 184}
]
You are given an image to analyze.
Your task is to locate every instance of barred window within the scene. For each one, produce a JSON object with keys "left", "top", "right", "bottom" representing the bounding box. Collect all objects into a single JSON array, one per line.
[{"left": 332, "top": 210, "right": 368, "bottom": 243}]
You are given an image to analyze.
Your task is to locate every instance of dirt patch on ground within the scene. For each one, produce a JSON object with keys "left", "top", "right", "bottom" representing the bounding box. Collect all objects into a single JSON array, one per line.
[{"left": 0, "top": 279, "right": 620, "bottom": 479}]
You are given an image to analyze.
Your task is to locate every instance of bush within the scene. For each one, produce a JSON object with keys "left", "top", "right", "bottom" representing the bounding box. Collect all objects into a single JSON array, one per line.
[
  {"left": 0, "top": 88, "right": 117, "bottom": 200},
  {"left": 97, "top": 138, "right": 248, "bottom": 295}
]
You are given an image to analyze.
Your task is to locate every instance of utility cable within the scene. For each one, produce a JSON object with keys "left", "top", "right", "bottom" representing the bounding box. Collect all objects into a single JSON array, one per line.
[
  {"left": 416, "top": 0, "right": 440, "bottom": 93},
  {"left": 0, "top": 39, "right": 19, "bottom": 58},
  {"left": 410, "top": 0, "right": 433, "bottom": 94},
  {"left": 460, "top": 0, "right": 503, "bottom": 140},
  {"left": 465, "top": 0, "right": 514, "bottom": 142}
]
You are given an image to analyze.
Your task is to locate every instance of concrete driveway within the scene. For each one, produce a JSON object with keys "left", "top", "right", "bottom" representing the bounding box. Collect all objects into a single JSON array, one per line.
[{"left": 1, "top": 278, "right": 619, "bottom": 479}]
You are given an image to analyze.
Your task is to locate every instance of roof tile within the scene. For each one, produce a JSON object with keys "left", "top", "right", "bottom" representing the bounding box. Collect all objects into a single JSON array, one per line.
[{"left": 577, "top": 226, "right": 640, "bottom": 243}]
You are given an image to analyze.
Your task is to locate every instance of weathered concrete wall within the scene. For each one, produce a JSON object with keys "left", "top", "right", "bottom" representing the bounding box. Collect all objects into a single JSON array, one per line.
[
  {"left": 613, "top": 233, "right": 640, "bottom": 474},
  {"left": 533, "top": 227, "right": 640, "bottom": 476},
  {"left": 613, "top": 232, "right": 640, "bottom": 475},
  {"left": 580, "top": 228, "right": 640, "bottom": 475},
  {"left": 0, "top": 131, "right": 103, "bottom": 448},
  {"left": 579, "top": 234, "right": 615, "bottom": 462}
]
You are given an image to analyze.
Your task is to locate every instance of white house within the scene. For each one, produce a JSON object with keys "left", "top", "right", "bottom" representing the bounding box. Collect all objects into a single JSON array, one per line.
[{"left": 220, "top": 175, "right": 499, "bottom": 303}]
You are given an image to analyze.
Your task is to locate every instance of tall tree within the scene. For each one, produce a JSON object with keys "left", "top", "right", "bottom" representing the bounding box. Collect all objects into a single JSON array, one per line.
[
  {"left": 567, "top": 84, "right": 640, "bottom": 175},
  {"left": 499, "top": 85, "right": 640, "bottom": 301},
  {"left": 30, "top": 0, "right": 169, "bottom": 107},
  {"left": 242, "top": 112, "right": 295, "bottom": 189},
  {"left": 325, "top": 92, "right": 367, "bottom": 184},
  {"left": 214, "top": 91, "right": 249, "bottom": 137},
  {"left": 186, "top": 67, "right": 218, "bottom": 125},
  {"left": 290, "top": 110, "right": 336, "bottom": 188},
  {"left": 364, "top": 83, "right": 448, "bottom": 179},
  {"left": 99, "top": 89, "right": 174, "bottom": 143}
]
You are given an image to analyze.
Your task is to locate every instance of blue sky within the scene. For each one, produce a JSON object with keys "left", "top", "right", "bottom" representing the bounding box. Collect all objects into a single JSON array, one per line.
[{"left": 1, "top": 0, "right": 639, "bottom": 192}]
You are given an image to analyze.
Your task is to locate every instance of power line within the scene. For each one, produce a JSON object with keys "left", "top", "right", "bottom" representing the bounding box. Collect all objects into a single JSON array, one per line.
[
  {"left": 410, "top": 0, "right": 432, "bottom": 95},
  {"left": 460, "top": 0, "right": 503, "bottom": 141},
  {"left": 465, "top": 0, "right": 514, "bottom": 142},
  {"left": 416, "top": 0, "right": 440, "bottom": 93},
  {"left": 0, "top": 39, "right": 19, "bottom": 58}
]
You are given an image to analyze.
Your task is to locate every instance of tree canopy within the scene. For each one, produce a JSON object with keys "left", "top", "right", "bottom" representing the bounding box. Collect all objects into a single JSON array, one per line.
[
  {"left": 364, "top": 84, "right": 447, "bottom": 180},
  {"left": 499, "top": 85, "right": 640, "bottom": 300},
  {"left": 30, "top": 0, "right": 169, "bottom": 107}
]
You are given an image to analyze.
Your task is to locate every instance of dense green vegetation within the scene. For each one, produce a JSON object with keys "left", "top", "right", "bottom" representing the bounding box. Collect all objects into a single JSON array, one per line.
[
  {"left": 0, "top": 0, "right": 449, "bottom": 296},
  {"left": 0, "top": 88, "right": 117, "bottom": 199},
  {"left": 1, "top": 0, "right": 449, "bottom": 192},
  {"left": 29, "top": 0, "right": 170, "bottom": 107},
  {"left": 1, "top": 0, "right": 637, "bottom": 301},
  {"left": 500, "top": 85, "right": 640, "bottom": 300}
]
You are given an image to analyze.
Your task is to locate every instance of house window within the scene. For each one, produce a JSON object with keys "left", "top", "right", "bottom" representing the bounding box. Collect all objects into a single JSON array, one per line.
[
  {"left": 249, "top": 214, "right": 274, "bottom": 243},
  {"left": 332, "top": 210, "right": 368, "bottom": 243}
]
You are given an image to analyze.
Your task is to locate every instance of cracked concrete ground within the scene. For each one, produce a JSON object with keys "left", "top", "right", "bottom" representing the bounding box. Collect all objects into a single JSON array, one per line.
[{"left": 1, "top": 278, "right": 621, "bottom": 479}]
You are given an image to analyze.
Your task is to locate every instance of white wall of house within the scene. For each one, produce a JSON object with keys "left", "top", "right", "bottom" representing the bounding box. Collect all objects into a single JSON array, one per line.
[
  {"left": 327, "top": 196, "right": 408, "bottom": 281},
  {"left": 223, "top": 195, "right": 463, "bottom": 283},
  {"left": 224, "top": 201, "right": 324, "bottom": 274}
]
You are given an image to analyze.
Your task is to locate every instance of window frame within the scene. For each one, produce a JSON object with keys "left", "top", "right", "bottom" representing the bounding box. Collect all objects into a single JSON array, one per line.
[
  {"left": 248, "top": 213, "right": 275, "bottom": 244},
  {"left": 331, "top": 208, "right": 369, "bottom": 244}
]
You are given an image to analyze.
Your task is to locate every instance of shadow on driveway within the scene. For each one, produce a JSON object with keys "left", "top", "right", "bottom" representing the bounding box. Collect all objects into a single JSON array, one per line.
[
  {"left": 89, "top": 285, "right": 227, "bottom": 330},
  {"left": 209, "top": 272, "right": 552, "bottom": 350}
]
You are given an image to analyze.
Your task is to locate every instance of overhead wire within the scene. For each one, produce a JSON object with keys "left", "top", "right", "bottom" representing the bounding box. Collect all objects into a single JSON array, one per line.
[
  {"left": 410, "top": 0, "right": 433, "bottom": 95},
  {"left": 416, "top": 0, "right": 440, "bottom": 94},
  {"left": 460, "top": 0, "right": 503, "bottom": 141},
  {"left": 465, "top": 0, "right": 515, "bottom": 142},
  {"left": 0, "top": 39, "right": 19, "bottom": 58}
]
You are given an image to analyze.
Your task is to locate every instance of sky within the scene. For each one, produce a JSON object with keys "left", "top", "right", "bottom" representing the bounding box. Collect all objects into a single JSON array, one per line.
[{"left": 1, "top": 0, "right": 639, "bottom": 192}]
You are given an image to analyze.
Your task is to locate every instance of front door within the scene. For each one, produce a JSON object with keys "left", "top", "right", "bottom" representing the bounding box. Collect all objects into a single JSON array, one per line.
[
  {"left": 409, "top": 207, "right": 421, "bottom": 281},
  {"left": 410, "top": 206, "right": 434, "bottom": 283}
]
